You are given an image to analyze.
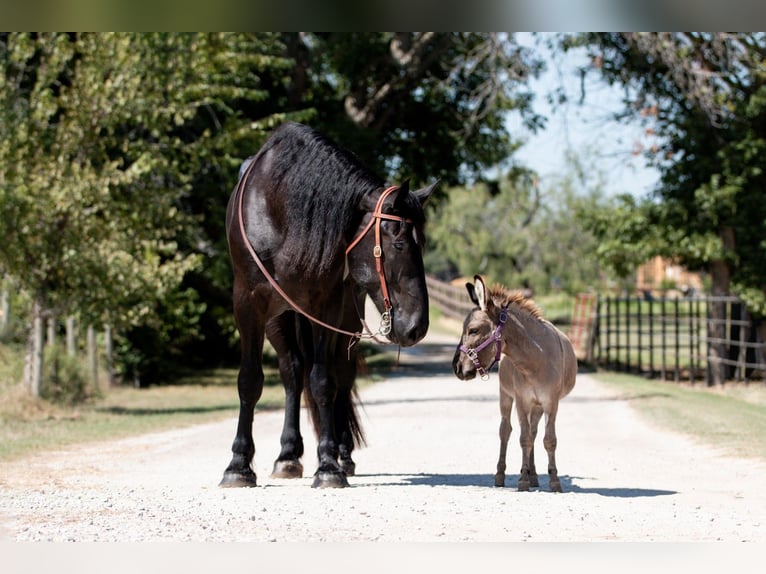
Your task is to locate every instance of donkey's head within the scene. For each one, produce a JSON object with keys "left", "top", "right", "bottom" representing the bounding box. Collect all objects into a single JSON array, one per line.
[{"left": 452, "top": 275, "right": 505, "bottom": 380}]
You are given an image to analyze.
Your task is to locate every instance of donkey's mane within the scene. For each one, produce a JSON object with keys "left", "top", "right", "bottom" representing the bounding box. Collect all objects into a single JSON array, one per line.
[{"left": 488, "top": 284, "right": 544, "bottom": 320}]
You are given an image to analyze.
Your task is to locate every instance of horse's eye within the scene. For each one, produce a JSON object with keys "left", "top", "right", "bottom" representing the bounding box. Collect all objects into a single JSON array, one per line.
[
  {"left": 393, "top": 241, "right": 404, "bottom": 251},
  {"left": 467, "top": 328, "right": 478, "bottom": 336}
]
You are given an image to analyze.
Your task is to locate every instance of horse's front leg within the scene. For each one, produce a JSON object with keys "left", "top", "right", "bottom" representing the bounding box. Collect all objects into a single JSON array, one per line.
[
  {"left": 310, "top": 332, "right": 348, "bottom": 488},
  {"left": 268, "top": 313, "right": 306, "bottom": 479},
  {"left": 220, "top": 286, "right": 264, "bottom": 487}
]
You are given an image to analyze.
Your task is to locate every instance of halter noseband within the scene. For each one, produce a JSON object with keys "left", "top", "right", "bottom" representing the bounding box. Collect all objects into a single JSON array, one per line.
[
  {"left": 459, "top": 307, "right": 508, "bottom": 381},
  {"left": 345, "top": 185, "right": 411, "bottom": 337}
]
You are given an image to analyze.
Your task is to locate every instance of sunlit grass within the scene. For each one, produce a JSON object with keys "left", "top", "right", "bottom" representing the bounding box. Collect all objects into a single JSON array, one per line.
[
  {"left": 591, "top": 371, "right": 766, "bottom": 461},
  {"left": 0, "top": 341, "right": 390, "bottom": 462}
]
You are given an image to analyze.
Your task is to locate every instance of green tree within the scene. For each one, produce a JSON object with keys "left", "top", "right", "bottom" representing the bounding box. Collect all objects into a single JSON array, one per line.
[
  {"left": 427, "top": 153, "right": 608, "bottom": 295},
  {"left": 0, "top": 33, "right": 294, "bottom": 390},
  {"left": 574, "top": 33, "right": 766, "bottom": 312}
]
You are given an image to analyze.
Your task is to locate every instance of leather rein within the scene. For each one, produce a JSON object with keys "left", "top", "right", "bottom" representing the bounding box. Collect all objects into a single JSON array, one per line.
[{"left": 235, "top": 160, "right": 409, "bottom": 344}]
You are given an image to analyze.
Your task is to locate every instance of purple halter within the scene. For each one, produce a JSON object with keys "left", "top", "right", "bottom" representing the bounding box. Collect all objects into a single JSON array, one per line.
[{"left": 459, "top": 307, "right": 508, "bottom": 381}]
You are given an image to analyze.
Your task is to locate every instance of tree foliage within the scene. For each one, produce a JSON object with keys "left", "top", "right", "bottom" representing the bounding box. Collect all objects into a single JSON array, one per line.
[
  {"left": 428, "top": 152, "right": 609, "bottom": 295},
  {"left": 574, "top": 33, "right": 766, "bottom": 314},
  {"left": 1, "top": 32, "right": 543, "bottom": 385}
]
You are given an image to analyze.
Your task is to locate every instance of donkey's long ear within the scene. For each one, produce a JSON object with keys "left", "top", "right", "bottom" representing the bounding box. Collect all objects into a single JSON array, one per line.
[
  {"left": 466, "top": 282, "right": 479, "bottom": 307},
  {"left": 473, "top": 275, "right": 489, "bottom": 312},
  {"left": 413, "top": 180, "right": 438, "bottom": 207}
]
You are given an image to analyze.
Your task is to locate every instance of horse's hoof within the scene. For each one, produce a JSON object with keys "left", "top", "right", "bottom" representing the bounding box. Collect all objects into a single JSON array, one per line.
[
  {"left": 312, "top": 471, "right": 349, "bottom": 488},
  {"left": 517, "top": 479, "right": 530, "bottom": 492},
  {"left": 550, "top": 480, "right": 562, "bottom": 493},
  {"left": 530, "top": 475, "right": 540, "bottom": 488},
  {"left": 271, "top": 459, "right": 303, "bottom": 479},
  {"left": 219, "top": 469, "right": 258, "bottom": 488},
  {"left": 339, "top": 459, "right": 356, "bottom": 477},
  {"left": 494, "top": 474, "right": 506, "bottom": 487}
]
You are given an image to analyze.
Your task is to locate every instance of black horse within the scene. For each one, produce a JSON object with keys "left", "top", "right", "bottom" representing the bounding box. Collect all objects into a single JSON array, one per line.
[{"left": 221, "top": 122, "right": 436, "bottom": 488}]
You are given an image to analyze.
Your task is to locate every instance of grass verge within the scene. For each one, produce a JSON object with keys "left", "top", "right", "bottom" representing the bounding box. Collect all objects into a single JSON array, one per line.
[
  {"left": 590, "top": 371, "right": 766, "bottom": 461},
  {"left": 0, "top": 342, "right": 394, "bottom": 463}
]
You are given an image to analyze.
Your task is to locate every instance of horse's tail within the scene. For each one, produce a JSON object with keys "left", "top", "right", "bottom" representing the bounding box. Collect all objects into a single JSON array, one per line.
[{"left": 303, "top": 352, "right": 367, "bottom": 449}]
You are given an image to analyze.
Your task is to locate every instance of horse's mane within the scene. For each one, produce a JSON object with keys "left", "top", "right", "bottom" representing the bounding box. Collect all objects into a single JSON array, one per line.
[
  {"left": 488, "top": 284, "right": 544, "bottom": 320},
  {"left": 260, "top": 122, "right": 386, "bottom": 276}
]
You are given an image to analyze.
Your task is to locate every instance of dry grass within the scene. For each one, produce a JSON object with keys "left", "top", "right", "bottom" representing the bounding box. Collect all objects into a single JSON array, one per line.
[
  {"left": 0, "top": 341, "right": 392, "bottom": 462},
  {"left": 591, "top": 371, "right": 766, "bottom": 461}
]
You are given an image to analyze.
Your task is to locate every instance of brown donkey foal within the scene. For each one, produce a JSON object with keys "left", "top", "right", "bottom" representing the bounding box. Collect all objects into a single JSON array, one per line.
[{"left": 452, "top": 276, "right": 577, "bottom": 492}]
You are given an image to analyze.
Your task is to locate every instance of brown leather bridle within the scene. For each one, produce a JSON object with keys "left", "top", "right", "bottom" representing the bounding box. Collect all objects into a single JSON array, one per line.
[
  {"left": 235, "top": 161, "right": 408, "bottom": 343},
  {"left": 345, "top": 185, "right": 412, "bottom": 337}
]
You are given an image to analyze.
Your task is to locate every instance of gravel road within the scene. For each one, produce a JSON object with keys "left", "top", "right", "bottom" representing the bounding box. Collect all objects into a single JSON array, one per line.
[{"left": 1, "top": 329, "right": 765, "bottom": 543}]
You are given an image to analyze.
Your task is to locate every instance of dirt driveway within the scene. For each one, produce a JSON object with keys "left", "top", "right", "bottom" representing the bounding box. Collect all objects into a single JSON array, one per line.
[{"left": 1, "top": 329, "right": 765, "bottom": 543}]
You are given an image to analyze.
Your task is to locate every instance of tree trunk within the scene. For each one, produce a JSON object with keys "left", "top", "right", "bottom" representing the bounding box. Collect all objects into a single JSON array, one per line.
[
  {"left": 707, "top": 227, "right": 735, "bottom": 386},
  {"left": 87, "top": 325, "right": 98, "bottom": 392},
  {"left": 23, "top": 300, "right": 45, "bottom": 397},
  {"left": 104, "top": 324, "right": 115, "bottom": 386},
  {"left": 0, "top": 285, "right": 9, "bottom": 338},
  {"left": 66, "top": 316, "right": 77, "bottom": 357}
]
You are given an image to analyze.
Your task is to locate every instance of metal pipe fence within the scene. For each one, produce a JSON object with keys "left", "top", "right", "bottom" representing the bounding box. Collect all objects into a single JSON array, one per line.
[{"left": 588, "top": 295, "right": 765, "bottom": 385}]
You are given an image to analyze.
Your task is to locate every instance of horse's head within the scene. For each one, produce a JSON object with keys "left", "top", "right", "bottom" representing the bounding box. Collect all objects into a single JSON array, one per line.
[
  {"left": 453, "top": 275, "right": 504, "bottom": 381},
  {"left": 346, "top": 180, "right": 437, "bottom": 347}
]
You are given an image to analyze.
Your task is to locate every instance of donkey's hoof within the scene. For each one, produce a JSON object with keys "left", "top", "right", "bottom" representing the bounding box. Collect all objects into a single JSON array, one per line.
[
  {"left": 517, "top": 479, "right": 530, "bottom": 492},
  {"left": 271, "top": 459, "right": 303, "bottom": 479},
  {"left": 494, "top": 473, "right": 506, "bottom": 487},
  {"left": 219, "top": 469, "right": 258, "bottom": 488},
  {"left": 312, "top": 470, "right": 349, "bottom": 488},
  {"left": 339, "top": 459, "right": 356, "bottom": 477}
]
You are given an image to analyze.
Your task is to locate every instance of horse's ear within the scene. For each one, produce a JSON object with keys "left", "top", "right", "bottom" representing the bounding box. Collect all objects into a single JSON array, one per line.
[
  {"left": 473, "top": 275, "right": 489, "bottom": 312},
  {"left": 413, "top": 180, "right": 438, "bottom": 207}
]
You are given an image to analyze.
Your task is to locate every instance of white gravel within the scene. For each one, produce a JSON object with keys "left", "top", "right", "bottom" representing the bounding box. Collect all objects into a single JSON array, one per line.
[{"left": 1, "top": 330, "right": 765, "bottom": 544}]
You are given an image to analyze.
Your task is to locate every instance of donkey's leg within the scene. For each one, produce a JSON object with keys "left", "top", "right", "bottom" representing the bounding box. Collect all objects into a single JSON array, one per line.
[
  {"left": 267, "top": 313, "right": 306, "bottom": 479},
  {"left": 220, "top": 284, "right": 264, "bottom": 487},
  {"left": 516, "top": 402, "right": 533, "bottom": 492},
  {"left": 310, "top": 330, "right": 348, "bottom": 488},
  {"left": 528, "top": 405, "right": 544, "bottom": 488},
  {"left": 494, "top": 391, "right": 514, "bottom": 487},
  {"left": 544, "top": 405, "right": 562, "bottom": 492}
]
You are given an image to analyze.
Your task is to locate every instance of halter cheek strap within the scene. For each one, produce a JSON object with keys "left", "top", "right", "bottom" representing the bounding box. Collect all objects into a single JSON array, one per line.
[{"left": 459, "top": 307, "right": 508, "bottom": 381}]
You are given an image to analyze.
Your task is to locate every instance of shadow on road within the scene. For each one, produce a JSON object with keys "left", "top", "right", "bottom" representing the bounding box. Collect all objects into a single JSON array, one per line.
[{"left": 353, "top": 473, "right": 677, "bottom": 497}]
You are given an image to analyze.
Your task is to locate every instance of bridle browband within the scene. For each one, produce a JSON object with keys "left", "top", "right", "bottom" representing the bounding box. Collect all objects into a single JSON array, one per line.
[
  {"left": 458, "top": 307, "right": 508, "bottom": 381},
  {"left": 235, "top": 158, "right": 409, "bottom": 345}
]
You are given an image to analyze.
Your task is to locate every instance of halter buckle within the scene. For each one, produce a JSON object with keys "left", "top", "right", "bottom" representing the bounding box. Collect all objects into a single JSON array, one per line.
[{"left": 373, "top": 245, "right": 382, "bottom": 258}]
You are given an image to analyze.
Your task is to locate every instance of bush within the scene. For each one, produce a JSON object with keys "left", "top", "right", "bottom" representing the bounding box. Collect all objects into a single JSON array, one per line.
[{"left": 41, "top": 345, "right": 93, "bottom": 405}]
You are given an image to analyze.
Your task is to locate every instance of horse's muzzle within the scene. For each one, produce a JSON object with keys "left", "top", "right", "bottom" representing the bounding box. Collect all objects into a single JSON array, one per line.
[{"left": 391, "top": 314, "right": 429, "bottom": 347}]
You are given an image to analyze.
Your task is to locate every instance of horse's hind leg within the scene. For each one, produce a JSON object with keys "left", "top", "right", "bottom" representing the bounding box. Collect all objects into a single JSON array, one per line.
[
  {"left": 220, "top": 283, "right": 264, "bottom": 487},
  {"left": 267, "top": 312, "right": 306, "bottom": 479},
  {"left": 544, "top": 405, "right": 562, "bottom": 492},
  {"left": 494, "top": 391, "right": 513, "bottom": 487}
]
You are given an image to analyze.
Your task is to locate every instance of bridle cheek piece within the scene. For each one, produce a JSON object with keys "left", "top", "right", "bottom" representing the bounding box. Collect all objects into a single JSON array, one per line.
[
  {"left": 346, "top": 185, "right": 411, "bottom": 337},
  {"left": 459, "top": 307, "right": 508, "bottom": 381}
]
